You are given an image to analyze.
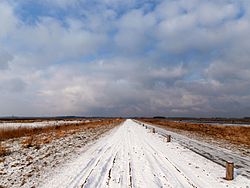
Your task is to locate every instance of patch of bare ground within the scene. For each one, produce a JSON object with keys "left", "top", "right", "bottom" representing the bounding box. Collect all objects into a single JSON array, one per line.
[
  {"left": 0, "top": 119, "right": 123, "bottom": 188},
  {"left": 139, "top": 119, "right": 250, "bottom": 156}
]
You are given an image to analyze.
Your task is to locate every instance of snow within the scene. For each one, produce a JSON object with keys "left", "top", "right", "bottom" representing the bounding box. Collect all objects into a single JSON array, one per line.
[
  {"left": 41, "top": 119, "right": 250, "bottom": 188},
  {"left": 180, "top": 121, "right": 250, "bottom": 127},
  {"left": 0, "top": 120, "right": 86, "bottom": 129},
  {"left": 141, "top": 121, "right": 250, "bottom": 179},
  {"left": 0, "top": 122, "right": 115, "bottom": 188},
  {"left": 205, "top": 123, "right": 250, "bottom": 127}
]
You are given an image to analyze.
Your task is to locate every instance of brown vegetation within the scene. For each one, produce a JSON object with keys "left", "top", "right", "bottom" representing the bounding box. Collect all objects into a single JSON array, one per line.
[
  {"left": 140, "top": 119, "right": 250, "bottom": 147},
  {"left": 0, "top": 144, "right": 10, "bottom": 157},
  {"left": 0, "top": 119, "right": 123, "bottom": 142},
  {"left": 0, "top": 119, "right": 123, "bottom": 157}
]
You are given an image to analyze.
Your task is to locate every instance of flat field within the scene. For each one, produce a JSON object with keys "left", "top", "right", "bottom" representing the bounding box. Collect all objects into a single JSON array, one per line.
[{"left": 0, "top": 118, "right": 123, "bottom": 188}]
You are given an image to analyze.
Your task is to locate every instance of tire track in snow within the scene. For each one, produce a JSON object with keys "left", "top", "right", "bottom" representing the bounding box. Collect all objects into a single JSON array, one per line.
[
  {"left": 84, "top": 151, "right": 119, "bottom": 187},
  {"left": 128, "top": 160, "right": 132, "bottom": 188},
  {"left": 127, "top": 123, "right": 171, "bottom": 187},
  {"left": 164, "top": 156, "right": 197, "bottom": 188},
  {"left": 107, "top": 127, "right": 131, "bottom": 188},
  {"left": 68, "top": 145, "right": 111, "bottom": 188},
  {"left": 137, "top": 127, "right": 195, "bottom": 188},
  {"left": 142, "top": 134, "right": 197, "bottom": 188},
  {"left": 68, "top": 125, "right": 124, "bottom": 188},
  {"left": 127, "top": 123, "right": 133, "bottom": 188},
  {"left": 106, "top": 152, "right": 118, "bottom": 186},
  {"left": 81, "top": 138, "right": 122, "bottom": 187}
]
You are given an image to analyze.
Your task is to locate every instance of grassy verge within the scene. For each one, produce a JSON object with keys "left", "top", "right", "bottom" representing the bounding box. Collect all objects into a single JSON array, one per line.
[
  {"left": 0, "top": 119, "right": 122, "bottom": 141},
  {"left": 0, "top": 119, "right": 124, "bottom": 156},
  {"left": 139, "top": 118, "right": 250, "bottom": 147}
]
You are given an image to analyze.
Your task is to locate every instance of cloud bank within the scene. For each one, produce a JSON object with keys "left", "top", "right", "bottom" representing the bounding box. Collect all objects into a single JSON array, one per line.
[{"left": 0, "top": 0, "right": 250, "bottom": 117}]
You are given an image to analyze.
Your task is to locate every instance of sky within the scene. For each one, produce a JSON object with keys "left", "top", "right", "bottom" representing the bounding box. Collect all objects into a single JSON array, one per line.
[{"left": 0, "top": 0, "right": 250, "bottom": 117}]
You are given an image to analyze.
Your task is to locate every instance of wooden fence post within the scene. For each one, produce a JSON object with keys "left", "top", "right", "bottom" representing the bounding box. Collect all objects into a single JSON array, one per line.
[
  {"left": 225, "top": 161, "right": 234, "bottom": 180},
  {"left": 152, "top": 128, "right": 155, "bottom": 133},
  {"left": 165, "top": 135, "right": 171, "bottom": 142}
]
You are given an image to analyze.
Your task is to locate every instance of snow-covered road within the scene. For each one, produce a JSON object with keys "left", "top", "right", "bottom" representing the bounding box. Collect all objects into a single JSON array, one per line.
[
  {"left": 42, "top": 119, "right": 250, "bottom": 188},
  {"left": 139, "top": 120, "right": 250, "bottom": 179}
]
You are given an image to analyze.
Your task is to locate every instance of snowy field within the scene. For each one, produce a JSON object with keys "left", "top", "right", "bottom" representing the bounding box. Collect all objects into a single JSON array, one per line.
[
  {"left": 0, "top": 121, "right": 116, "bottom": 188},
  {"left": 0, "top": 120, "right": 87, "bottom": 129},
  {"left": 179, "top": 121, "right": 250, "bottom": 127},
  {"left": 41, "top": 119, "right": 250, "bottom": 188},
  {"left": 207, "top": 123, "right": 250, "bottom": 127}
]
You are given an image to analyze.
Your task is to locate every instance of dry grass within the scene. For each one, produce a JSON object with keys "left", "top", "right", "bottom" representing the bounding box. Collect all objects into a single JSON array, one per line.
[
  {"left": 1, "top": 119, "right": 123, "bottom": 156},
  {"left": 0, "top": 144, "right": 10, "bottom": 157},
  {"left": 0, "top": 119, "right": 123, "bottom": 142},
  {"left": 140, "top": 119, "right": 250, "bottom": 147}
]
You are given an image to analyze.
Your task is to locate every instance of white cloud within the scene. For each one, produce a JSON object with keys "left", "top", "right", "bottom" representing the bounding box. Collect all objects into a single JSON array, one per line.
[
  {"left": 114, "top": 9, "right": 155, "bottom": 54},
  {"left": 1, "top": 0, "right": 250, "bottom": 117},
  {"left": 0, "top": 51, "right": 13, "bottom": 70},
  {"left": 0, "top": 2, "right": 17, "bottom": 38},
  {"left": 1, "top": 15, "right": 107, "bottom": 68}
]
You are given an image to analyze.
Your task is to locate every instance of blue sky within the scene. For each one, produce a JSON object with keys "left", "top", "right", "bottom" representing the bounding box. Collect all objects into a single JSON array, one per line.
[{"left": 0, "top": 0, "right": 250, "bottom": 117}]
